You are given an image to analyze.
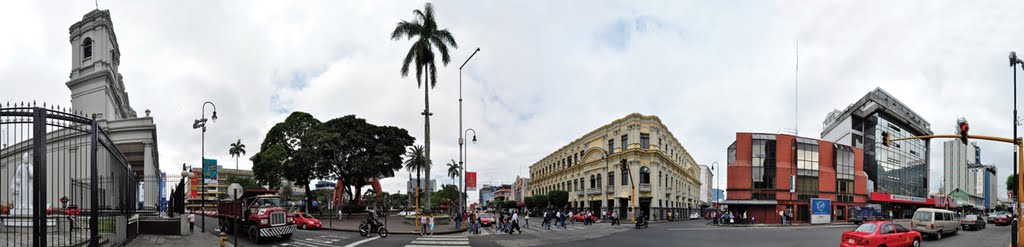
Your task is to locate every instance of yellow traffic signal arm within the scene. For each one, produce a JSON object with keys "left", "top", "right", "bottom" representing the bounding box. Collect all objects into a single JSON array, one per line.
[{"left": 888, "top": 134, "right": 1024, "bottom": 246}]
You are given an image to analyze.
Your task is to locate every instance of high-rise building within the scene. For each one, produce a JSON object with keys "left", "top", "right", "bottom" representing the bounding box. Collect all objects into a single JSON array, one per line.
[
  {"left": 479, "top": 184, "right": 495, "bottom": 207},
  {"left": 943, "top": 140, "right": 977, "bottom": 196},
  {"left": 821, "top": 88, "right": 933, "bottom": 218}
]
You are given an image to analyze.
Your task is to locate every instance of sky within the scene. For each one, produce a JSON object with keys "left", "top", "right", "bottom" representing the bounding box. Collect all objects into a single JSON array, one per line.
[{"left": 2, "top": 0, "right": 1024, "bottom": 205}]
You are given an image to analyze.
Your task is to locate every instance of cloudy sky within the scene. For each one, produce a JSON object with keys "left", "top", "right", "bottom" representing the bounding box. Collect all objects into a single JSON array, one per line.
[{"left": 2, "top": 0, "right": 1024, "bottom": 204}]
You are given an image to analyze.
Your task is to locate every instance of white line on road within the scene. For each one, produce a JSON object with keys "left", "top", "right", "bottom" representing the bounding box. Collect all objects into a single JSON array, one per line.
[
  {"left": 411, "top": 240, "right": 471, "bottom": 245},
  {"left": 668, "top": 225, "right": 853, "bottom": 231},
  {"left": 343, "top": 236, "right": 380, "bottom": 247}
]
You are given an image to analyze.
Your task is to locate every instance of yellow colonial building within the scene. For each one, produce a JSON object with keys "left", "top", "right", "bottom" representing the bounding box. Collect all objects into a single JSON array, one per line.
[{"left": 529, "top": 113, "right": 702, "bottom": 221}]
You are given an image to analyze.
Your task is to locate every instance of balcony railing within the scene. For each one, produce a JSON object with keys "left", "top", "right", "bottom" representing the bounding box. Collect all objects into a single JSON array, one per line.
[
  {"left": 606, "top": 186, "right": 615, "bottom": 193},
  {"left": 639, "top": 183, "right": 652, "bottom": 192},
  {"left": 664, "top": 187, "right": 673, "bottom": 195},
  {"left": 586, "top": 187, "right": 602, "bottom": 195},
  {"left": 575, "top": 190, "right": 584, "bottom": 197}
]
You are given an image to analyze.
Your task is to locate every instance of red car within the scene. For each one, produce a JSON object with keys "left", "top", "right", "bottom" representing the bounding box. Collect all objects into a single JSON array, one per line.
[
  {"left": 292, "top": 212, "right": 321, "bottom": 230},
  {"left": 995, "top": 215, "right": 1012, "bottom": 226},
  {"left": 572, "top": 214, "right": 599, "bottom": 222},
  {"left": 64, "top": 205, "right": 80, "bottom": 215},
  {"left": 841, "top": 221, "right": 921, "bottom": 247},
  {"left": 478, "top": 213, "right": 495, "bottom": 226}
]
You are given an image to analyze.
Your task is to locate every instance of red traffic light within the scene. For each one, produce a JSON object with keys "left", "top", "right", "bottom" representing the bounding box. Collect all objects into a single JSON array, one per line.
[{"left": 957, "top": 118, "right": 969, "bottom": 145}]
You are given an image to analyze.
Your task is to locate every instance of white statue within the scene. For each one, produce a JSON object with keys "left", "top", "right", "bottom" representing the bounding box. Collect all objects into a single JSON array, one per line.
[{"left": 11, "top": 153, "right": 33, "bottom": 211}]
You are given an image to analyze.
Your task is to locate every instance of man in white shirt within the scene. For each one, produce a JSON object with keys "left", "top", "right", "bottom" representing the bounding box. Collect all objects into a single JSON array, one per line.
[{"left": 508, "top": 211, "right": 522, "bottom": 234}]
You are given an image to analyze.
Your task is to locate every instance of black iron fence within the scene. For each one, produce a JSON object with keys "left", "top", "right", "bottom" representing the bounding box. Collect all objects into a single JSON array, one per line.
[{"left": 0, "top": 104, "right": 139, "bottom": 246}]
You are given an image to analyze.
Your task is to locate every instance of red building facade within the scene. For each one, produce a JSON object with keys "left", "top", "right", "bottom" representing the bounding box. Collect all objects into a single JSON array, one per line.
[{"left": 724, "top": 133, "right": 868, "bottom": 224}]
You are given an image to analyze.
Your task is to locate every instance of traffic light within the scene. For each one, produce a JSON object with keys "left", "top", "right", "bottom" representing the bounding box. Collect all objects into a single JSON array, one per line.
[
  {"left": 958, "top": 120, "right": 970, "bottom": 145},
  {"left": 881, "top": 131, "right": 891, "bottom": 147}
]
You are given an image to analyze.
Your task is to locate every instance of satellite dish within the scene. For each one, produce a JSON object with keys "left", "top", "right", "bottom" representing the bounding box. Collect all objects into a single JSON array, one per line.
[{"left": 227, "top": 183, "right": 244, "bottom": 199}]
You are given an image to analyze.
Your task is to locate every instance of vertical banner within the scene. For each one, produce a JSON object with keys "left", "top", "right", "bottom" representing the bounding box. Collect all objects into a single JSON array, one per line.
[
  {"left": 190, "top": 171, "right": 199, "bottom": 198},
  {"left": 203, "top": 159, "right": 218, "bottom": 186},
  {"left": 466, "top": 172, "right": 477, "bottom": 191}
]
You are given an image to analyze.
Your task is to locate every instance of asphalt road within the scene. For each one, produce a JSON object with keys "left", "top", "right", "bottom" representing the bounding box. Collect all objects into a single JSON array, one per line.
[
  {"left": 557, "top": 220, "right": 1011, "bottom": 247},
  {"left": 194, "top": 216, "right": 1011, "bottom": 247}
]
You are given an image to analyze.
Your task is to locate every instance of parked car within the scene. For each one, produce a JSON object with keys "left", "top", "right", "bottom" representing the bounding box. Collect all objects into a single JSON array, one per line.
[
  {"left": 995, "top": 214, "right": 1012, "bottom": 226},
  {"left": 478, "top": 213, "right": 495, "bottom": 226},
  {"left": 571, "top": 214, "right": 599, "bottom": 222},
  {"left": 689, "top": 212, "right": 700, "bottom": 220},
  {"left": 293, "top": 212, "right": 321, "bottom": 230},
  {"left": 960, "top": 214, "right": 985, "bottom": 230},
  {"left": 841, "top": 221, "right": 921, "bottom": 247},
  {"left": 987, "top": 213, "right": 998, "bottom": 223},
  {"left": 910, "top": 208, "right": 960, "bottom": 240},
  {"left": 396, "top": 210, "right": 414, "bottom": 216}
]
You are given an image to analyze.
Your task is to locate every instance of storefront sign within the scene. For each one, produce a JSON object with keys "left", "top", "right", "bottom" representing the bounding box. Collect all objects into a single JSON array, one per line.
[
  {"left": 889, "top": 194, "right": 926, "bottom": 203},
  {"left": 810, "top": 198, "right": 831, "bottom": 224}
]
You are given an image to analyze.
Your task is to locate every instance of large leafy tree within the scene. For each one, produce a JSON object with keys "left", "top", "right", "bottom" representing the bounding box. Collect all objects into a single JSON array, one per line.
[
  {"left": 392, "top": 2, "right": 458, "bottom": 213},
  {"left": 252, "top": 111, "right": 324, "bottom": 212},
  {"left": 404, "top": 145, "right": 430, "bottom": 212},
  {"left": 546, "top": 190, "right": 569, "bottom": 209},
  {"left": 229, "top": 139, "right": 246, "bottom": 170},
  {"left": 315, "top": 115, "right": 414, "bottom": 207},
  {"left": 1008, "top": 174, "right": 1018, "bottom": 195},
  {"left": 431, "top": 184, "right": 460, "bottom": 208},
  {"left": 532, "top": 194, "right": 549, "bottom": 209}
]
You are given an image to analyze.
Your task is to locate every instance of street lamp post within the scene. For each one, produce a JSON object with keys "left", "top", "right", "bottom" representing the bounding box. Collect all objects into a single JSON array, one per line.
[
  {"left": 459, "top": 48, "right": 481, "bottom": 212},
  {"left": 1011, "top": 51, "right": 1023, "bottom": 245},
  {"left": 192, "top": 101, "right": 217, "bottom": 232},
  {"left": 462, "top": 128, "right": 477, "bottom": 210},
  {"left": 711, "top": 161, "right": 719, "bottom": 208}
]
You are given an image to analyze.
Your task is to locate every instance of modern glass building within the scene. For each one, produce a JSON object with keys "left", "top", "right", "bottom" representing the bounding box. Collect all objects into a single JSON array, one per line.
[{"left": 821, "top": 88, "right": 933, "bottom": 218}]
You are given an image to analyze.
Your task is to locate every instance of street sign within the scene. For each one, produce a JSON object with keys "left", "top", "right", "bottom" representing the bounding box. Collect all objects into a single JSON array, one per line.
[
  {"left": 466, "top": 172, "right": 477, "bottom": 191},
  {"left": 810, "top": 198, "right": 831, "bottom": 224}
]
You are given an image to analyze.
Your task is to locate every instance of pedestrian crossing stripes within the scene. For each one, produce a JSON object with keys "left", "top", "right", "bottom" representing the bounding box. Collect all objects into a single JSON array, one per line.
[
  {"left": 463, "top": 224, "right": 596, "bottom": 236},
  {"left": 405, "top": 235, "right": 470, "bottom": 247},
  {"left": 273, "top": 235, "right": 351, "bottom": 247}
]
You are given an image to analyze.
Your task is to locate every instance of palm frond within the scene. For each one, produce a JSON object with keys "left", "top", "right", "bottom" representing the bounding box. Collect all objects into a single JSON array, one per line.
[
  {"left": 390, "top": 21, "right": 422, "bottom": 41},
  {"left": 423, "top": 3, "right": 434, "bottom": 25},
  {"left": 429, "top": 36, "right": 452, "bottom": 65},
  {"left": 435, "top": 29, "right": 459, "bottom": 50},
  {"left": 428, "top": 61, "right": 438, "bottom": 89},
  {"left": 400, "top": 47, "right": 416, "bottom": 78}
]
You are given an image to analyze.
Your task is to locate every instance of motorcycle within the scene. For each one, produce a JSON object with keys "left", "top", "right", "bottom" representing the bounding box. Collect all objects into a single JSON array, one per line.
[
  {"left": 359, "top": 220, "right": 389, "bottom": 238},
  {"left": 635, "top": 217, "right": 649, "bottom": 229}
]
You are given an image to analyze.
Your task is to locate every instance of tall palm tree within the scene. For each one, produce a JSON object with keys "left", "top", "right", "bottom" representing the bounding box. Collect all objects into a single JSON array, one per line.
[
  {"left": 392, "top": 2, "right": 458, "bottom": 213},
  {"left": 229, "top": 139, "right": 246, "bottom": 170},
  {"left": 446, "top": 159, "right": 460, "bottom": 186},
  {"left": 404, "top": 145, "right": 430, "bottom": 212}
]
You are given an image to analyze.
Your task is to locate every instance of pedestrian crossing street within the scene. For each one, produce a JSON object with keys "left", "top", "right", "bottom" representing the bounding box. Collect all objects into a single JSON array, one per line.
[
  {"left": 463, "top": 224, "right": 610, "bottom": 236},
  {"left": 272, "top": 234, "right": 351, "bottom": 247},
  {"left": 404, "top": 235, "right": 471, "bottom": 247}
]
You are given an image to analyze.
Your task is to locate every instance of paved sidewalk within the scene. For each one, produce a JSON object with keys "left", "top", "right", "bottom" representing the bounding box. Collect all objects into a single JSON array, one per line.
[
  {"left": 128, "top": 231, "right": 231, "bottom": 247},
  {"left": 317, "top": 215, "right": 465, "bottom": 235}
]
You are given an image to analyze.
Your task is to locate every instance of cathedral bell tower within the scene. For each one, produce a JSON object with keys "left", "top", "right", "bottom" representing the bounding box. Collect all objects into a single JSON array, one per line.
[{"left": 66, "top": 9, "right": 136, "bottom": 120}]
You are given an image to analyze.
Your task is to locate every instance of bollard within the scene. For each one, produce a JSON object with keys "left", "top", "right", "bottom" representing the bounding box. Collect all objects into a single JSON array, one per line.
[{"left": 219, "top": 231, "right": 227, "bottom": 247}]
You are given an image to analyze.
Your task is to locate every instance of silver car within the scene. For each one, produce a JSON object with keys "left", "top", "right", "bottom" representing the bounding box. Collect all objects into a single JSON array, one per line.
[{"left": 910, "top": 208, "right": 960, "bottom": 240}]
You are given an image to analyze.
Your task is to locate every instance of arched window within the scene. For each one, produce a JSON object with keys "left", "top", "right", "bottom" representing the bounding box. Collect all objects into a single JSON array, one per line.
[
  {"left": 82, "top": 37, "right": 93, "bottom": 59},
  {"left": 639, "top": 166, "right": 651, "bottom": 184},
  {"left": 590, "top": 175, "right": 596, "bottom": 188}
]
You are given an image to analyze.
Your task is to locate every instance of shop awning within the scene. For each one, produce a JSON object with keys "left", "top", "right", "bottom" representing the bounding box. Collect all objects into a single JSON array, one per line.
[
  {"left": 869, "top": 192, "right": 934, "bottom": 205},
  {"left": 719, "top": 200, "right": 778, "bottom": 205}
]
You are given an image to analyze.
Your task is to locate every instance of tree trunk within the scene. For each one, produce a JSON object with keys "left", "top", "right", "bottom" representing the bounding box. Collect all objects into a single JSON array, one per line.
[
  {"left": 423, "top": 69, "right": 432, "bottom": 214},
  {"left": 304, "top": 183, "right": 313, "bottom": 213},
  {"left": 417, "top": 166, "right": 421, "bottom": 213}
]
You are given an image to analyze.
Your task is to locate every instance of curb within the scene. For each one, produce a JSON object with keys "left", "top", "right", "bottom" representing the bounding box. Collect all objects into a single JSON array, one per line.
[{"left": 703, "top": 221, "right": 854, "bottom": 228}]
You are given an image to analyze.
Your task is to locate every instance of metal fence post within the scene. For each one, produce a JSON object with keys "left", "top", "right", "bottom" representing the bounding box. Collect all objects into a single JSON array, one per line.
[
  {"left": 32, "top": 108, "right": 48, "bottom": 246},
  {"left": 90, "top": 115, "right": 99, "bottom": 246}
]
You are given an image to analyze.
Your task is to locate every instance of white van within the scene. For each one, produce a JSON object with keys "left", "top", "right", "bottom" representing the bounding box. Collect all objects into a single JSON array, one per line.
[{"left": 910, "top": 208, "right": 960, "bottom": 240}]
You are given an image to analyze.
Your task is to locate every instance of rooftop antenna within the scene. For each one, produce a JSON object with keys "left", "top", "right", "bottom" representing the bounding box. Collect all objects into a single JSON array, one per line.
[{"left": 95, "top": 0, "right": 99, "bottom": 10}]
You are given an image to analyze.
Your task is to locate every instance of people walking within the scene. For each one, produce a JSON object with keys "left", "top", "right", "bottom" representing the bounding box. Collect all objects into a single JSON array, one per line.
[
  {"left": 509, "top": 211, "right": 522, "bottom": 234},
  {"left": 455, "top": 210, "right": 463, "bottom": 230},
  {"left": 742, "top": 211, "right": 748, "bottom": 224},
  {"left": 524, "top": 211, "right": 530, "bottom": 228},
  {"left": 420, "top": 214, "right": 428, "bottom": 236},
  {"left": 188, "top": 211, "right": 195, "bottom": 232},
  {"left": 779, "top": 210, "right": 786, "bottom": 225},
  {"left": 544, "top": 210, "right": 552, "bottom": 229},
  {"left": 429, "top": 213, "right": 436, "bottom": 236}
]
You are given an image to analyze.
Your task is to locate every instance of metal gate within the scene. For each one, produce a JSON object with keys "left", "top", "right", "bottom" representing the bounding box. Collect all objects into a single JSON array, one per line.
[{"left": 0, "top": 103, "right": 139, "bottom": 246}]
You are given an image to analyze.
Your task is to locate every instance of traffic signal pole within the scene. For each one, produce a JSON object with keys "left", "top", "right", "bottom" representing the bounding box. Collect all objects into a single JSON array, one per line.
[{"left": 886, "top": 133, "right": 1024, "bottom": 246}]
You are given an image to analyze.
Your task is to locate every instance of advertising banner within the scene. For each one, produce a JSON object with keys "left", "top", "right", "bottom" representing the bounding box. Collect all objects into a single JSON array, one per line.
[
  {"left": 466, "top": 172, "right": 477, "bottom": 191},
  {"left": 203, "top": 159, "right": 218, "bottom": 186},
  {"left": 810, "top": 198, "right": 831, "bottom": 224},
  {"left": 190, "top": 171, "right": 199, "bottom": 198}
]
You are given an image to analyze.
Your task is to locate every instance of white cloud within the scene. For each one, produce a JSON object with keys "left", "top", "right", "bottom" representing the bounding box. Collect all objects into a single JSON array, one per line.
[{"left": 2, "top": 0, "right": 1024, "bottom": 205}]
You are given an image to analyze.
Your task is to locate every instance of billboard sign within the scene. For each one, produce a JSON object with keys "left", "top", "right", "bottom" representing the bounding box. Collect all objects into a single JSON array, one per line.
[
  {"left": 810, "top": 198, "right": 831, "bottom": 224},
  {"left": 466, "top": 172, "right": 477, "bottom": 191},
  {"left": 203, "top": 159, "right": 218, "bottom": 186},
  {"left": 190, "top": 171, "right": 199, "bottom": 198}
]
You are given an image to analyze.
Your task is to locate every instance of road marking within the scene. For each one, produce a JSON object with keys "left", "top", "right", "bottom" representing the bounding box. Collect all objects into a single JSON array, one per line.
[
  {"left": 291, "top": 238, "right": 335, "bottom": 247},
  {"left": 343, "top": 236, "right": 380, "bottom": 247},
  {"left": 411, "top": 240, "right": 470, "bottom": 245}
]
